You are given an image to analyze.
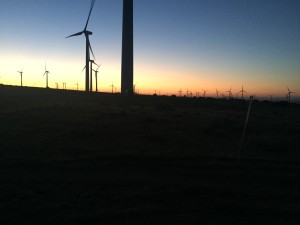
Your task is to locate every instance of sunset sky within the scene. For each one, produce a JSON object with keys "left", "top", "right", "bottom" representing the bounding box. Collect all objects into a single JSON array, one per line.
[{"left": 1, "top": 0, "right": 299, "bottom": 100}]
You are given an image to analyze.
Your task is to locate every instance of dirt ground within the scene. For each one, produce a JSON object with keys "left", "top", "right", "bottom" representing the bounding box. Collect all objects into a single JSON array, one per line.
[{"left": 1, "top": 85, "right": 300, "bottom": 225}]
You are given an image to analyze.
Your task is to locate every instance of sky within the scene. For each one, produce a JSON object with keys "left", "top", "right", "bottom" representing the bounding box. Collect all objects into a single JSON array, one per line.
[{"left": 0, "top": 0, "right": 300, "bottom": 100}]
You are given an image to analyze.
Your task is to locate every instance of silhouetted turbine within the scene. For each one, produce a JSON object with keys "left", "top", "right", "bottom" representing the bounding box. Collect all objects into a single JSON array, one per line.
[
  {"left": 93, "top": 64, "right": 101, "bottom": 92},
  {"left": 287, "top": 87, "right": 295, "bottom": 104},
  {"left": 227, "top": 88, "right": 233, "bottom": 99},
  {"left": 89, "top": 60, "right": 98, "bottom": 91},
  {"left": 216, "top": 89, "right": 220, "bottom": 99},
  {"left": 178, "top": 89, "right": 182, "bottom": 97},
  {"left": 238, "top": 85, "right": 246, "bottom": 100},
  {"left": 269, "top": 94, "right": 273, "bottom": 102},
  {"left": 43, "top": 64, "right": 50, "bottom": 88},
  {"left": 202, "top": 89, "right": 208, "bottom": 98},
  {"left": 17, "top": 69, "right": 23, "bottom": 87},
  {"left": 110, "top": 83, "right": 115, "bottom": 93},
  {"left": 133, "top": 83, "right": 137, "bottom": 94},
  {"left": 66, "top": 0, "right": 96, "bottom": 92}
]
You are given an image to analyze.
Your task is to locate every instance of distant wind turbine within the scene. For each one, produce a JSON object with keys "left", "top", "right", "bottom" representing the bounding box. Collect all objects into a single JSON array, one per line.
[
  {"left": 186, "top": 89, "right": 189, "bottom": 97},
  {"left": 287, "top": 87, "right": 295, "bottom": 104},
  {"left": 133, "top": 83, "right": 137, "bottom": 94},
  {"left": 202, "top": 89, "right": 208, "bottom": 98},
  {"left": 43, "top": 64, "right": 50, "bottom": 88},
  {"left": 17, "top": 69, "right": 24, "bottom": 87},
  {"left": 92, "top": 64, "right": 101, "bottom": 92},
  {"left": 89, "top": 60, "right": 98, "bottom": 92},
  {"left": 269, "top": 94, "right": 273, "bottom": 102},
  {"left": 110, "top": 83, "right": 115, "bottom": 93},
  {"left": 227, "top": 88, "right": 233, "bottom": 99},
  {"left": 66, "top": 0, "right": 96, "bottom": 92},
  {"left": 238, "top": 85, "right": 246, "bottom": 100},
  {"left": 216, "top": 89, "right": 220, "bottom": 99},
  {"left": 75, "top": 82, "right": 79, "bottom": 91},
  {"left": 178, "top": 89, "right": 182, "bottom": 97},
  {"left": 55, "top": 82, "right": 59, "bottom": 89}
]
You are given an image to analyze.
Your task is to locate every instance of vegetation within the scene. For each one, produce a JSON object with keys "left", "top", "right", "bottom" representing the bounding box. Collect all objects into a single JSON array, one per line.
[{"left": 1, "top": 85, "right": 299, "bottom": 225}]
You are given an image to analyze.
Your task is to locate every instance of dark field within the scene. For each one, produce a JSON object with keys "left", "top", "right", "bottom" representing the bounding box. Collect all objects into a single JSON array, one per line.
[{"left": 1, "top": 85, "right": 300, "bottom": 225}]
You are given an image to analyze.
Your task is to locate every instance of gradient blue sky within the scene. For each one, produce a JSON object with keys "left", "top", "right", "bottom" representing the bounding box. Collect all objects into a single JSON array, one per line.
[{"left": 1, "top": 0, "right": 299, "bottom": 100}]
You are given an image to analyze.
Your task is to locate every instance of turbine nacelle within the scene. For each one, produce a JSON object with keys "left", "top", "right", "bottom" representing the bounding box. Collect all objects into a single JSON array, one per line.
[{"left": 85, "top": 30, "right": 93, "bottom": 36}]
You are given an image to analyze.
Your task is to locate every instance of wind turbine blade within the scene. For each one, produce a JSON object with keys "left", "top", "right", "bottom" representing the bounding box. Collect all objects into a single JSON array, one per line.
[
  {"left": 84, "top": 0, "right": 96, "bottom": 31},
  {"left": 82, "top": 66, "right": 86, "bottom": 72},
  {"left": 66, "top": 31, "right": 84, "bottom": 38},
  {"left": 92, "top": 61, "right": 99, "bottom": 66},
  {"left": 88, "top": 38, "right": 95, "bottom": 60}
]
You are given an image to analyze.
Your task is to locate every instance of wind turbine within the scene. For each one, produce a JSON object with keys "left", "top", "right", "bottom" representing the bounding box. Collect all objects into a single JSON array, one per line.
[
  {"left": 227, "top": 88, "right": 233, "bottom": 99},
  {"left": 75, "top": 82, "right": 79, "bottom": 91},
  {"left": 110, "top": 83, "right": 115, "bottom": 93},
  {"left": 178, "top": 89, "right": 182, "bottom": 97},
  {"left": 287, "top": 87, "right": 295, "bottom": 104},
  {"left": 66, "top": 0, "right": 96, "bottom": 92},
  {"left": 202, "top": 89, "right": 208, "bottom": 98},
  {"left": 238, "top": 85, "right": 246, "bottom": 100},
  {"left": 133, "top": 83, "right": 137, "bottom": 94},
  {"left": 186, "top": 89, "right": 189, "bottom": 97},
  {"left": 89, "top": 60, "right": 98, "bottom": 92},
  {"left": 269, "top": 94, "right": 273, "bottom": 102},
  {"left": 92, "top": 64, "right": 101, "bottom": 92},
  {"left": 43, "top": 64, "right": 50, "bottom": 88},
  {"left": 62, "top": 82, "right": 67, "bottom": 90},
  {"left": 17, "top": 69, "right": 23, "bottom": 86},
  {"left": 216, "top": 89, "right": 220, "bottom": 99}
]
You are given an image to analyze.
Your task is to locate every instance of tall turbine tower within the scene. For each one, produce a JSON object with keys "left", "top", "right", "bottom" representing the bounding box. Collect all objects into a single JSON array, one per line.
[
  {"left": 43, "top": 64, "right": 50, "bottom": 89},
  {"left": 121, "top": 0, "right": 134, "bottom": 95},
  {"left": 17, "top": 69, "right": 23, "bottom": 87}
]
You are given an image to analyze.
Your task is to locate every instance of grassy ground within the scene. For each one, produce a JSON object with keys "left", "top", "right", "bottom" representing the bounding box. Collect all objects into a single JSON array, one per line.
[{"left": 1, "top": 85, "right": 300, "bottom": 224}]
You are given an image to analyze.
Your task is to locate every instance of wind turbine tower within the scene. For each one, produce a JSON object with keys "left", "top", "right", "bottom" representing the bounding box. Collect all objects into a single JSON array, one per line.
[
  {"left": 89, "top": 60, "right": 98, "bottom": 92},
  {"left": 121, "top": 0, "right": 134, "bottom": 95},
  {"left": 17, "top": 69, "right": 23, "bottom": 87},
  {"left": 202, "top": 89, "right": 208, "bottom": 98},
  {"left": 216, "top": 89, "right": 220, "bottom": 99},
  {"left": 93, "top": 65, "right": 101, "bottom": 92},
  {"left": 287, "top": 87, "right": 295, "bottom": 104},
  {"left": 43, "top": 64, "right": 50, "bottom": 88},
  {"left": 227, "top": 88, "right": 233, "bottom": 99},
  {"left": 238, "top": 85, "right": 246, "bottom": 100}
]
